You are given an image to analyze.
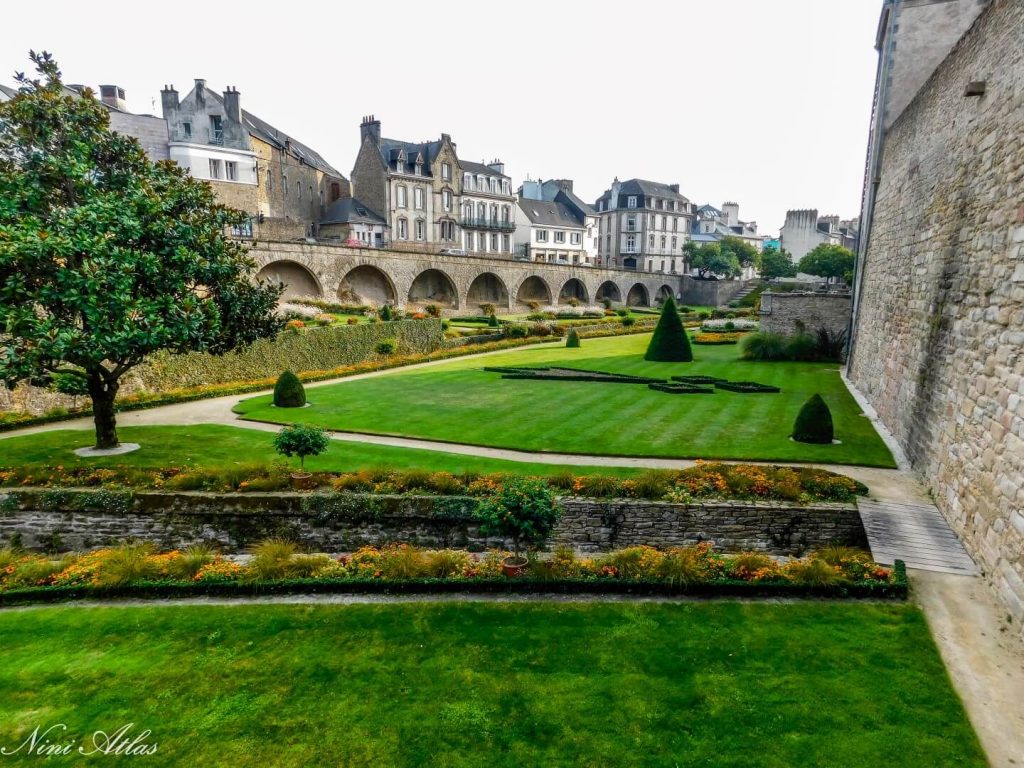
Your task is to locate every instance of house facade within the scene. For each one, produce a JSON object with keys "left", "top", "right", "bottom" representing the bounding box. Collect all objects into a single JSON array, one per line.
[
  {"left": 594, "top": 178, "right": 694, "bottom": 272},
  {"left": 779, "top": 209, "right": 858, "bottom": 261},
  {"left": 515, "top": 179, "right": 598, "bottom": 265},
  {"left": 460, "top": 161, "right": 516, "bottom": 257},
  {"left": 160, "top": 80, "right": 349, "bottom": 241}
]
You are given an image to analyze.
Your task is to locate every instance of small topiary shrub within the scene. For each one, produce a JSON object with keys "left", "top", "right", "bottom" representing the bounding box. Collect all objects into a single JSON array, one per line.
[
  {"left": 487, "top": 314, "right": 500, "bottom": 328},
  {"left": 792, "top": 393, "right": 834, "bottom": 444},
  {"left": 565, "top": 329, "right": 581, "bottom": 348},
  {"left": 375, "top": 338, "right": 397, "bottom": 355},
  {"left": 474, "top": 477, "right": 561, "bottom": 559},
  {"left": 273, "top": 370, "right": 306, "bottom": 408},
  {"left": 505, "top": 324, "right": 528, "bottom": 338},
  {"left": 644, "top": 296, "right": 693, "bottom": 362},
  {"left": 621, "top": 316, "right": 636, "bottom": 327},
  {"left": 273, "top": 424, "right": 331, "bottom": 472}
]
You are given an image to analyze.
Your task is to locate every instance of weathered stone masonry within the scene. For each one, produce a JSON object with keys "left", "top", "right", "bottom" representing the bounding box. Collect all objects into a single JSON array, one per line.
[
  {"left": 759, "top": 292, "right": 852, "bottom": 338},
  {"left": 0, "top": 490, "right": 866, "bottom": 556},
  {"left": 848, "top": 0, "right": 1024, "bottom": 633}
]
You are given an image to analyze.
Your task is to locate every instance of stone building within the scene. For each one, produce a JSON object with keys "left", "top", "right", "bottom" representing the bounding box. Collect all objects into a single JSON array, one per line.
[
  {"left": 779, "top": 209, "right": 856, "bottom": 261},
  {"left": 848, "top": 0, "right": 1023, "bottom": 635},
  {"left": 515, "top": 178, "right": 598, "bottom": 266},
  {"left": 160, "top": 80, "right": 349, "bottom": 241},
  {"left": 594, "top": 178, "right": 695, "bottom": 273}
]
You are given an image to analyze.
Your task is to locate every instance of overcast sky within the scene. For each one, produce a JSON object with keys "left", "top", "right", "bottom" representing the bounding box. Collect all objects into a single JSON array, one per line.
[{"left": 2, "top": 0, "right": 881, "bottom": 234}]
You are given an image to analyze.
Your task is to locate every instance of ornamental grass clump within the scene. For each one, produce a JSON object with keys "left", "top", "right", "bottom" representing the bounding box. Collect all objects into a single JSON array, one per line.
[
  {"left": 792, "top": 394, "right": 835, "bottom": 444},
  {"left": 166, "top": 544, "right": 216, "bottom": 580},
  {"left": 273, "top": 370, "right": 306, "bottom": 408},
  {"left": 644, "top": 296, "right": 692, "bottom": 362},
  {"left": 739, "top": 332, "right": 789, "bottom": 361}
]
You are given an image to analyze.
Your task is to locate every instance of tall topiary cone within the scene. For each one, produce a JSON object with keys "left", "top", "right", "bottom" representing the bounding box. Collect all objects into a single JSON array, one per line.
[
  {"left": 644, "top": 295, "right": 692, "bottom": 362},
  {"left": 273, "top": 370, "right": 306, "bottom": 408},
  {"left": 565, "top": 328, "right": 581, "bottom": 348},
  {"left": 792, "top": 393, "right": 834, "bottom": 444}
]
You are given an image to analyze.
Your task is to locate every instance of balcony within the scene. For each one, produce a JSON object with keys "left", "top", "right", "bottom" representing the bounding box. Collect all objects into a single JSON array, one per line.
[{"left": 461, "top": 218, "right": 515, "bottom": 232}]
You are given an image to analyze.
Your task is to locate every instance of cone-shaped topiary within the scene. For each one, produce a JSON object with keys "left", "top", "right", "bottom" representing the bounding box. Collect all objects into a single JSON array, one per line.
[
  {"left": 273, "top": 369, "right": 306, "bottom": 408},
  {"left": 487, "top": 314, "right": 499, "bottom": 328},
  {"left": 565, "top": 328, "right": 581, "bottom": 348},
  {"left": 644, "top": 295, "right": 693, "bottom": 362},
  {"left": 792, "top": 393, "right": 834, "bottom": 444}
]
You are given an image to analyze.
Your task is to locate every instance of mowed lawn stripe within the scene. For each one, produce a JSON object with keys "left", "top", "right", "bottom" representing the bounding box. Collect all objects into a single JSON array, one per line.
[{"left": 235, "top": 334, "right": 895, "bottom": 467}]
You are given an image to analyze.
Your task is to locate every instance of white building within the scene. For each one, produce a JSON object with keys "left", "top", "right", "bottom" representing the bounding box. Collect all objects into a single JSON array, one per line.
[
  {"left": 515, "top": 179, "right": 597, "bottom": 265},
  {"left": 460, "top": 161, "right": 516, "bottom": 256},
  {"left": 594, "top": 178, "right": 695, "bottom": 273}
]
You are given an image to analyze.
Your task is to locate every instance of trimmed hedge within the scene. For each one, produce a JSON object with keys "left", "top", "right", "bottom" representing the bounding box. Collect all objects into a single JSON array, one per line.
[
  {"left": 714, "top": 381, "right": 781, "bottom": 394},
  {"left": 132, "top": 319, "right": 444, "bottom": 391},
  {"left": 273, "top": 370, "right": 306, "bottom": 408},
  {"left": 672, "top": 375, "right": 728, "bottom": 385},
  {"left": 486, "top": 366, "right": 663, "bottom": 385},
  {"left": 793, "top": 393, "right": 835, "bottom": 443},
  {"left": 645, "top": 296, "right": 693, "bottom": 362},
  {"left": 648, "top": 382, "right": 715, "bottom": 394}
]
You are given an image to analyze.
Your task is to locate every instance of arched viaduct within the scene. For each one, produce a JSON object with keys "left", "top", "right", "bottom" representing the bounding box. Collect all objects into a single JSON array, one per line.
[{"left": 251, "top": 241, "right": 685, "bottom": 311}]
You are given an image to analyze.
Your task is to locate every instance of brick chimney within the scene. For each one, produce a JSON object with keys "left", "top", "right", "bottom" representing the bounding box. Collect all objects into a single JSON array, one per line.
[
  {"left": 160, "top": 85, "right": 179, "bottom": 117},
  {"left": 360, "top": 114, "right": 381, "bottom": 146},
  {"left": 668, "top": 183, "right": 680, "bottom": 193},
  {"left": 223, "top": 86, "right": 241, "bottom": 123},
  {"left": 487, "top": 158, "right": 505, "bottom": 175},
  {"left": 98, "top": 85, "right": 126, "bottom": 111}
]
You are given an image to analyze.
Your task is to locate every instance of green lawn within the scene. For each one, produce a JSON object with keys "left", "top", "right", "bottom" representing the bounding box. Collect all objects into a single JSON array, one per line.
[
  {"left": 0, "top": 425, "right": 640, "bottom": 478},
  {"left": 235, "top": 334, "right": 895, "bottom": 467},
  {"left": 0, "top": 602, "right": 981, "bottom": 767}
]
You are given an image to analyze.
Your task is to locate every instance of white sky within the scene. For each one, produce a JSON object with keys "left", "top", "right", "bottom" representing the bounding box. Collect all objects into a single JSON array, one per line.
[{"left": 2, "top": 0, "right": 881, "bottom": 235}]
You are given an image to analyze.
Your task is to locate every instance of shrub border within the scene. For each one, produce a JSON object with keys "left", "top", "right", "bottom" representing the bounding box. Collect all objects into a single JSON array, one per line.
[{"left": 0, "top": 560, "right": 907, "bottom": 605}]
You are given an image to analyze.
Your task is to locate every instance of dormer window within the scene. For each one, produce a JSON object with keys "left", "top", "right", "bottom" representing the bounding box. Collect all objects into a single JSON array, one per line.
[
  {"left": 209, "top": 115, "right": 223, "bottom": 144},
  {"left": 627, "top": 196, "right": 637, "bottom": 209},
  {"left": 182, "top": 121, "right": 192, "bottom": 139},
  {"left": 463, "top": 173, "right": 473, "bottom": 190},
  {"left": 442, "top": 162, "right": 451, "bottom": 180}
]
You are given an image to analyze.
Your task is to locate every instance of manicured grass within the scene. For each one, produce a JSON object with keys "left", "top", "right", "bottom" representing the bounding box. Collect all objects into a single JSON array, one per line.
[
  {"left": 235, "top": 334, "right": 896, "bottom": 467},
  {"left": 0, "top": 602, "right": 982, "bottom": 767},
  {"left": 0, "top": 425, "right": 640, "bottom": 478}
]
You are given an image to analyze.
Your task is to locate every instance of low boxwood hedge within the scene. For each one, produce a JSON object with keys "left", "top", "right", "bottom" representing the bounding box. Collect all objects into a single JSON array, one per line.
[
  {"left": 714, "top": 381, "right": 781, "bottom": 394},
  {"left": 648, "top": 382, "right": 715, "bottom": 394}
]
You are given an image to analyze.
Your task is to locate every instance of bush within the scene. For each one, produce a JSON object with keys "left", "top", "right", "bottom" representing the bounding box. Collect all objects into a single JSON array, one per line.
[
  {"left": 615, "top": 308, "right": 629, "bottom": 317},
  {"left": 785, "top": 333, "right": 817, "bottom": 361},
  {"left": 479, "top": 303, "right": 496, "bottom": 317},
  {"left": 505, "top": 324, "right": 528, "bottom": 338},
  {"left": 487, "top": 314, "right": 499, "bottom": 328},
  {"left": 273, "top": 424, "right": 331, "bottom": 471},
  {"left": 601, "top": 297, "right": 613, "bottom": 309},
  {"left": 474, "top": 477, "right": 561, "bottom": 558},
  {"left": 379, "top": 305, "right": 394, "bottom": 321},
  {"left": 565, "top": 328, "right": 581, "bottom": 348},
  {"left": 620, "top": 316, "right": 636, "bottom": 327},
  {"left": 313, "top": 313, "right": 334, "bottom": 327},
  {"left": 346, "top": 317, "right": 359, "bottom": 325},
  {"left": 273, "top": 370, "right": 306, "bottom": 408},
  {"left": 792, "top": 394, "right": 834, "bottom": 444},
  {"left": 285, "top": 319, "right": 305, "bottom": 330},
  {"left": 424, "top": 304, "right": 442, "bottom": 318},
  {"left": 645, "top": 296, "right": 693, "bottom": 362},
  {"left": 375, "top": 338, "right": 397, "bottom": 355},
  {"left": 530, "top": 322, "right": 552, "bottom": 337},
  {"left": 740, "top": 332, "right": 789, "bottom": 361},
  {"left": 815, "top": 327, "right": 848, "bottom": 361},
  {"left": 527, "top": 300, "right": 541, "bottom": 311}
]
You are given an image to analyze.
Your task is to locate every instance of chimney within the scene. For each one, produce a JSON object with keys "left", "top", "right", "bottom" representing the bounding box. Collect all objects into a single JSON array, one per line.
[
  {"left": 360, "top": 114, "right": 381, "bottom": 147},
  {"left": 609, "top": 177, "right": 621, "bottom": 209},
  {"left": 160, "top": 84, "right": 178, "bottom": 116},
  {"left": 558, "top": 179, "right": 573, "bottom": 192},
  {"left": 194, "top": 78, "right": 206, "bottom": 107},
  {"left": 487, "top": 158, "right": 505, "bottom": 175},
  {"left": 99, "top": 84, "right": 126, "bottom": 111},
  {"left": 223, "top": 86, "right": 241, "bottom": 123},
  {"left": 668, "top": 183, "right": 680, "bottom": 193},
  {"left": 722, "top": 201, "right": 739, "bottom": 227}
]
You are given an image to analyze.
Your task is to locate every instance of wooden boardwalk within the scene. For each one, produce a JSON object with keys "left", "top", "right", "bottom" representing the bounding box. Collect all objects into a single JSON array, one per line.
[{"left": 857, "top": 499, "right": 979, "bottom": 575}]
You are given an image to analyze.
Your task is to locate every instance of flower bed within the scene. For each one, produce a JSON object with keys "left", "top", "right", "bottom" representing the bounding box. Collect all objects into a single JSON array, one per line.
[
  {"left": 0, "top": 542, "right": 906, "bottom": 603},
  {"left": 692, "top": 332, "right": 743, "bottom": 345}
]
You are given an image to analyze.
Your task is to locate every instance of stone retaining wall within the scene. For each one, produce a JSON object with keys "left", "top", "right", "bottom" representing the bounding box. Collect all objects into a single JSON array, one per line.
[
  {"left": 0, "top": 490, "right": 865, "bottom": 556},
  {"left": 759, "top": 292, "right": 852, "bottom": 337}
]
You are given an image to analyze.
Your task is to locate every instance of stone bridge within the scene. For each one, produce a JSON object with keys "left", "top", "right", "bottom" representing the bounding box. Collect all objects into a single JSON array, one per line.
[{"left": 250, "top": 240, "right": 689, "bottom": 311}]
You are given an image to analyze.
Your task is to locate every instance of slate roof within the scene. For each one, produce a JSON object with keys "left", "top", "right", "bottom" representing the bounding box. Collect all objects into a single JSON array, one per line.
[
  {"left": 241, "top": 105, "right": 344, "bottom": 178},
  {"left": 555, "top": 186, "right": 595, "bottom": 216},
  {"left": 320, "top": 198, "right": 388, "bottom": 226},
  {"left": 595, "top": 178, "right": 690, "bottom": 209},
  {"left": 378, "top": 138, "right": 444, "bottom": 177},
  {"left": 0, "top": 84, "right": 15, "bottom": 100},
  {"left": 518, "top": 199, "right": 585, "bottom": 228},
  {"left": 461, "top": 160, "right": 509, "bottom": 180}
]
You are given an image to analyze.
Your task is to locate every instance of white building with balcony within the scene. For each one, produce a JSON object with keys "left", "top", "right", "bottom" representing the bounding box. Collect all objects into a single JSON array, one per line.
[
  {"left": 460, "top": 160, "right": 516, "bottom": 256},
  {"left": 594, "top": 178, "right": 694, "bottom": 272}
]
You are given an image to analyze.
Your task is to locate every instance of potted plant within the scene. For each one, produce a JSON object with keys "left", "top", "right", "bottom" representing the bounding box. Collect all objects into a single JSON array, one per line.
[
  {"left": 273, "top": 424, "right": 331, "bottom": 490},
  {"left": 474, "top": 477, "right": 562, "bottom": 577}
]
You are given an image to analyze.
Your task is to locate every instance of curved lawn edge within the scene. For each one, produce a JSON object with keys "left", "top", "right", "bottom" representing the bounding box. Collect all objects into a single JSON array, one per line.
[
  {"left": 233, "top": 416, "right": 900, "bottom": 469},
  {"left": 0, "top": 562, "right": 908, "bottom": 606}
]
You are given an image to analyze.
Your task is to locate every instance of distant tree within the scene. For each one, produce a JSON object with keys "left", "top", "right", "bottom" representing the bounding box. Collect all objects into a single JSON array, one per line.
[
  {"left": 683, "top": 242, "right": 741, "bottom": 279},
  {"left": 798, "top": 244, "right": 856, "bottom": 282},
  {"left": 0, "top": 52, "right": 281, "bottom": 449},
  {"left": 719, "top": 236, "right": 760, "bottom": 272},
  {"left": 759, "top": 246, "right": 798, "bottom": 279}
]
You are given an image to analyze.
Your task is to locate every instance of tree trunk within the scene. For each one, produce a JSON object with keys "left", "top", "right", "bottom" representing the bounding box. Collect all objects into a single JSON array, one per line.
[{"left": 87, "top": 373, "right": 120, "bottom": 449}]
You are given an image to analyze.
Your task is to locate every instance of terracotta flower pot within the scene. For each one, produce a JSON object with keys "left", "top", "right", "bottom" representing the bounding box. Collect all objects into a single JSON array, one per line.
[
  {"left": 502, "top": 556, "right": 529, "bottom": 578},
  {"left": 290, "top": 472, "right": 316, "bottom": 490}
]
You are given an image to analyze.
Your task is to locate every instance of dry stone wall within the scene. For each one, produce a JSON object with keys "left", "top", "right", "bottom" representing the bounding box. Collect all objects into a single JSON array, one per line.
[
  {"left": 848, "top": 0, "right": 1024, "bottom": 633},
  {"left": 0, "top": 490, "right": 865, "bottom": 556},
  {"left": 760, "top": 292, "right": 852, "bottom": 337}
]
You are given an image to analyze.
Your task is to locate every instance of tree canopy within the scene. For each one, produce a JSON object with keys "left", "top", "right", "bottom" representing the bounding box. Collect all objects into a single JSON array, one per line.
[
  {"left": 797, "top": 244, "right": 856, "bottom": 282},
  {"left": 760, "top": 245, "right": 798, "bottom": 279},
  {"left": 683, "top": 242, "right": 741, "bottom": 279},
  {"left": 0, "top": 52, "right": 282, "bottom": 448}
]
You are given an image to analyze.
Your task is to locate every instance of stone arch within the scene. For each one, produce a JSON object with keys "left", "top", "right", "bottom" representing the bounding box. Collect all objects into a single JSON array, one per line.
[
  {"left": 595, "top": 280, "right": 622, "bottom": 304},
  {"left": 558, "top": 278, "right": 589, "bottom": 305},
  {"left": 626, "top": 283, "right": 650, "bottom": 307},
  {"left": 409, "top": 268, "right": 458, "bottom": 307},
  {"left": 338, "top": 264, "right": 397, "bottom": 306},
  {"left": 466, "top": 272, "right": 510, "bottom": 309},
  {"left": 515, "top": 275, "right": 553, "bottom": 306},
  {"left": 656, "top": 284, "right": 675, "bottom": 304},
  {"left": 255, "top": 260, "right": 322, "bottom": 301}
]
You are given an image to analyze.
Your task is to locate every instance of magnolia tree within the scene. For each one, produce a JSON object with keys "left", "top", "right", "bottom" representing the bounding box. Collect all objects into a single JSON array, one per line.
[{"left": 0, "top": 52, "right": 281, "bottom": 449}]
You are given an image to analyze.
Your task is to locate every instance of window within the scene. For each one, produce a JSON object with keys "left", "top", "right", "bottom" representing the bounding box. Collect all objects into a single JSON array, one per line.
[
  {"left": 554, "top": 231, "right": 566, "bottom": 244},
  {"left": 464, "top": 202, "right": 473, "bottom": 220},
  {"left": 414, "top": 187, "right": 424, "bottom": 210},
  {"left": 672, "top": 217, "right": 678, "bottom": 232},
  {"left": 671, "top": 236, "right": 677, "bottom": 250},
  {"left": 502, "top": 205, "right": 510, "bottom": 223},
  {"left": 231, "top": 218, "right": 253, "bottom": 237},
  {"left": 626, "top": 214, "right": 637, "bottom": 232},
  {"left": 661, "top": 216, "right": 667, "bottom": 229},
  {"left": 266, "top": 170, "right": 273, "bottom": 192},
  {"left": 490, "top": 178, "right": 497, "bottom": 194},
  {"left": 415, "top": 219, "right": 425, "bottom": 240},
  {"left": 398, "top": 217, "right": 408, "bottom": 240},
  {"left": 661, "top": 236, "right": 667, "bottom": 249},
  {"left": 649, "top": 234, "right": 655, "bottom": 248},
  {"left": 463, "top": 173, "right": 473, "bottom": 190},
  {"left": 208, "top": 159, "right": 222, "bottom": 179},
  {"left": 661, "top": 260, "right": 666, "bottom": 272},
  {"left": 656, "top": 199, "right": 663, "bottom": 210},
  {"left": 397, "top": 185, "right": 408, "bottom": 208},
  {"left": 209, "top": 115, "right": 223, "bottom": 144},
  {"left": 442, "top": 189, "right": 452, "bottom": 211},
  {"left": 477, "top": 202, "right": 486, "bottom": 219},
  {"left": 465, "top": 231, "right": 474, "bottom": 250},
  {"left": 536, "top": 230, "right": 549, "bottom": 243},
  {"left": 182, "top": 121, "right": 192, "bottom": 139},
  {"left": 502, "top": 234, "right": 510, "bottom": 252},
  {"left": 442, "top": 162, "right": 451, "bottom": 180},
  {"left": 330, "top": 182, "right": 341, "bottom": 202},
  {"left": 282, "top": 174, "right": 288, "bottom": 196},
  {"left": 626, "top": 196, "right": 637, "bottom": 208},
  {"left": 626, "top": 234, "right": 636, "bottom": 252},
  {"left": 649, "top": 214, "right": 656, "bottom": 227},
  {"left": 296, "top": 181, "right": 301, "bottom": 199},
  {"left": 440, "top": 220, "right": 454, "bottom": 240},
  {"left": 570, "top": 232, "right": 582, "bottom": 245},
  {"left": 414, "top": 160, "right": 423, "bottom": 176},
  {"left": 489, "top": 204, "right": 497, "bottom": 222},
  {"left": 225, "top": 161, "right": 237, "bottom": 181},
  {"left": 490, "top": 233, "right": 498, "bottom": 250}
]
